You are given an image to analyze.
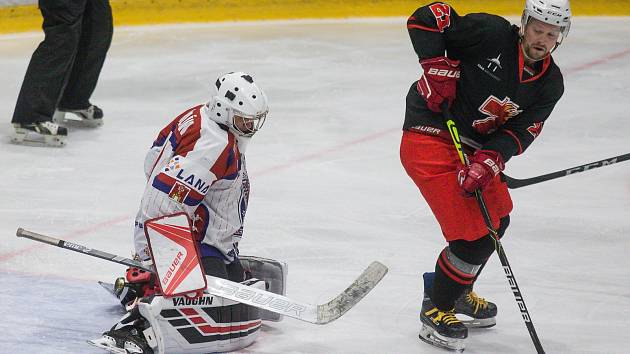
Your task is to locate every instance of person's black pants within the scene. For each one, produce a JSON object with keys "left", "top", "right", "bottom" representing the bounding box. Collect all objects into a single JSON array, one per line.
[{"left": 12, "top": 0, "right": 113, "bottom": 124}]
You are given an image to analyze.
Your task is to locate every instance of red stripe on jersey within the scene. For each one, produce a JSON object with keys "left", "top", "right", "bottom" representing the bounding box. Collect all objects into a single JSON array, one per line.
[
  {"left": 407, "top": 15, "right": 441, "bottom": 32},
  {"left": 407, "top": 23, "right": 441, "bottom": 32},
  {"left": 175, "top": 105, "right": 203, "bottom": 157},
  {"left": 152, "top": 118, "right": 178, "bottom": 148},
  {"left": 518, "top": 43, "right": 551, "bottom": 83},
  {"left": 502, "top": 129, "right": 523, "bottom": 155},
  {"left": 210, "top": 133, "right": 239, "bottom": 180}
]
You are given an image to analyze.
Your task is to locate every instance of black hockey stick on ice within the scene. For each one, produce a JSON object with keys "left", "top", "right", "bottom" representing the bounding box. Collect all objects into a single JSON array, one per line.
[
  {"left": 442, "top": 108, "right": 545, "bottom": 354},
  {"left": 504, "top": 152, "right": 630, "bottom": 189},
  {"left": 16, "top": 227, "right": 388, "bottom": 325},
  {"left": 16, "top": 227, "right": 153, "bottom": 272}
]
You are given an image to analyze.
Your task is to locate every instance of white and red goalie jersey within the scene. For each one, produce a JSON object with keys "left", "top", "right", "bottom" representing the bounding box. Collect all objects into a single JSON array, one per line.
[{"left": 133, "top": 104, "right": 250, "bottom": 263}]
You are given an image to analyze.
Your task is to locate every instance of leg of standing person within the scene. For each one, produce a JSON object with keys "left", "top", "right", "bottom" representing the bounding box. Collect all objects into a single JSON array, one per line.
[
  {"left": 11, "top": 0, "right": 88, "bottom": 145},
  {"left": 400, "top": 130, "right": 513, "bottom": 351},
  {"left": 56, "top": 0, "right": 113, "bottom": 126}
]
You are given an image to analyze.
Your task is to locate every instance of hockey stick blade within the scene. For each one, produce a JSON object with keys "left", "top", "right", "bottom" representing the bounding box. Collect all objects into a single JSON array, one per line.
[
  {"left": 16, "top": 227, "right": 388, "bottom": 325},
  {"left": 205, "top": 261, "right": 388, "bottom": 324},
  {"left": 504, "top": 152, "right": 630, "bottom": 189}
]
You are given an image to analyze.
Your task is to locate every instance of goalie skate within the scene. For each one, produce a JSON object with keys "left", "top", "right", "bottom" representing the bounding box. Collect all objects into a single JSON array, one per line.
[
  {"left": 53, "top": 104, "right": 104, "bottom": 127},
  {"left": 88, "top": 336, "right": 129, "bottom": 354},
  {"left": 88, "top": 324, "right": 154, "bottom": 354},
  {"left": 10, "top": 121, "right": 67, "bottom": 147},
  {"left": 88, "top": 335, "right": 148, "bottom": 354}
]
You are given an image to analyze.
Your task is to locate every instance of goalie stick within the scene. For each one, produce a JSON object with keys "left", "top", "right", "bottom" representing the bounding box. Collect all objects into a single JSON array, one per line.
[
  {"left": 442, "top": 106, "right": 546, "bottom": 354},
  {"left": 16, "top": 227, "right": 388, "bottom": 325},
  {"left": 504, "top": 152, "right": 630, "bottom": 189}
]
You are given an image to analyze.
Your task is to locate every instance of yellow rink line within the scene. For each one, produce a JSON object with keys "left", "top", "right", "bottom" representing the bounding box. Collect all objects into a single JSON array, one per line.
[{"left": 1, "top": 0, "right": 630, "bottom": 34}]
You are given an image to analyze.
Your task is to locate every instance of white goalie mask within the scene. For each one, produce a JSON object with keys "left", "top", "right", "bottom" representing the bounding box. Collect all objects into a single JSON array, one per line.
[
  {"left": 206, "top": 72, "right": 269, "bottom": 137},
  {"left": 521, "top": 0, "right": 571, "bottom": 47}
]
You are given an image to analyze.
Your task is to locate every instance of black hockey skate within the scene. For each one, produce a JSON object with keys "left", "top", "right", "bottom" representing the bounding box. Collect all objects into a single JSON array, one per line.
[
  {"left": 419, "top": 272, "right": 466, "bottom": 351},
  {"left": 88, "top": 309, "right": 154, "bottom": 354},
  {"left": 454, "top": 289, "right": 497, "bottom": 328},
  {"left": 11, "top": 121, "right": 67, "bottom": 147},
  {"left": 53, "top": 104, "right": 104, "bottom": 127},
  {"left": 89, "top": 327, "right": 153, "bottom": 354},
  {"left": 419, "top": 296, "right": 467, "bottom": 352}
]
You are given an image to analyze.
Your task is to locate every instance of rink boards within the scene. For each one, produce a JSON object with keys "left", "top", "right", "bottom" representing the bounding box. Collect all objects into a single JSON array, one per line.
[{"left": 1, "top": 0, "right": 630, "bottom": 34}]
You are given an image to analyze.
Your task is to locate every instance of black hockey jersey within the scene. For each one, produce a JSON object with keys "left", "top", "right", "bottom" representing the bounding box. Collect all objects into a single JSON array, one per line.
[{"left": 404, "top": 2, "right": 564, "bottom": 162}]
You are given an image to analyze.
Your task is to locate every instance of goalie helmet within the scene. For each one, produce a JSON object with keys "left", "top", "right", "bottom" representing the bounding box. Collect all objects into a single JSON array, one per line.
[
  {"left": 206, "top": 72, "right": 269, "bottom": 137},
  {"left": 521, "top": 0, "right": 571, "bottom": 46}
]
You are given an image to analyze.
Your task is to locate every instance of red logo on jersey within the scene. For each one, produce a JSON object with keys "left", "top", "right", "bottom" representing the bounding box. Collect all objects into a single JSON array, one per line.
[
  {"left": 527, "top": 122, "right": 544, "bottom": 138},
  {"left": 473, "top": 96, "right": 522, "bottom": 134},
  {"left": 169, "top": 182, "right": 191, "bottom": 204},
  {"left": 429, "top": 3, "right": 452, "bottom": 32}
]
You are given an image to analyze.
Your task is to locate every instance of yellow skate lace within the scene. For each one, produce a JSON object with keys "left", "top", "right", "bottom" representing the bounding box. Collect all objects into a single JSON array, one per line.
[
  {"left": 425, "top": 307, "right": 462, "bottom": 325},
  {"left": 466, "top": 291, "right": 489, "bottom": 314}
]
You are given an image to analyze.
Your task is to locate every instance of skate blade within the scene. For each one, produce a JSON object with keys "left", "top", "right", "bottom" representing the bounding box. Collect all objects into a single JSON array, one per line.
[
  {"left": 54, "top": 111, "right": 103, "bottom": 128},
  {"left": 419, "top": 325, "right": 465, "bottom": 352},
  {"left": 460, "top": 316, "right": 496, "bottom": 329},
  {"left": 87, "top": 337, "right": 128, "bottom": 353},
  {"left": 10, "top": 131, "right": 66, "bottom": 147}
]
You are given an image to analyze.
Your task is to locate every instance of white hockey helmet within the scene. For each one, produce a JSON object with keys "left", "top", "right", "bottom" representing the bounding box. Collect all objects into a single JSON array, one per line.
[
  {"left": 521, "top": 0, "right": 571, "bottom": 46},
  {"left": 207, "top": 72, "right": 269, "bottom": 137}
]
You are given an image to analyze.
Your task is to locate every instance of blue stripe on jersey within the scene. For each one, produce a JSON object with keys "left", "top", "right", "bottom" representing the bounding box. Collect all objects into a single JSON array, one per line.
[
  {"left": 199, "top": 243, "right": 229, "bottom": 261},
  {"left": 152, "top": 174, "right": 173, "bottom": 194},
  {"left": 223, "top": 172, "right": 238, "bottom": 180},
  {"left": 183, "top": 193, "right": 203, "bottom": 207},
  {"left": 226, "top": 147, "right": 234, "bottom": 168},
  {"left": 169, "top": 129, "right": 179, "bottom": 150}
]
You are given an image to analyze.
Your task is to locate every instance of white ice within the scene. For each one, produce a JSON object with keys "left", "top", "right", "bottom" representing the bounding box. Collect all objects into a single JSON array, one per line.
[{"left": 1, "top": 17, "right": 629, "bottom": 354}]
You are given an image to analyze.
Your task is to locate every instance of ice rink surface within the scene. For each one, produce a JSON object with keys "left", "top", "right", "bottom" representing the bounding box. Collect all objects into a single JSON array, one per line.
[{"left": 1, "top": 17, "right": 629, "bottom": 354}]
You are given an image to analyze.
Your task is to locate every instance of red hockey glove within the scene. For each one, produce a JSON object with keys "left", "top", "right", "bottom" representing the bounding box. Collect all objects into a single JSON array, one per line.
[
  {"left": 417, "top": 56, "right": 461, "bottom": 112},
  {"left": 457, "top": 150, "right": 505, "bottom": 195}
]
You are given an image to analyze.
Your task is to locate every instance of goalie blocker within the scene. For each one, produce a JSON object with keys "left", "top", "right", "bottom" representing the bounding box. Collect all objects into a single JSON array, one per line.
[{"left": 95, "top": 213, "right": 287, "bottom": 354}]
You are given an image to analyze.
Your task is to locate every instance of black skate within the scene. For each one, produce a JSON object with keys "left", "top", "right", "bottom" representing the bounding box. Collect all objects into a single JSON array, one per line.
[
  {"left": 454, "top": 289, "right": 497, "bottom": 328},
  {"left": 88, "top": 309, "right": 154, "bottom": 354},
  {"left": 53, "top": 104, "right": 104, "bottom": 127},
  {"left": 419, "top": 296, "right": 467, "bottom": 352},
  {"left": 88, "top": 327, "right": 153, "bottom": 354},
  {"left": 11, "top": 121, "right": 67, "bottom": 147}
]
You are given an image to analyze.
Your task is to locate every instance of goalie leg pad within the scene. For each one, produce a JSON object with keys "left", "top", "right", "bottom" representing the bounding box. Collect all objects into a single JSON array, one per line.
[
  {"left": 138, "top": 281, "right": 264, "bottom": 354},
  {"left": 239, "top": 255, "right": 288, "bottom": 322}
]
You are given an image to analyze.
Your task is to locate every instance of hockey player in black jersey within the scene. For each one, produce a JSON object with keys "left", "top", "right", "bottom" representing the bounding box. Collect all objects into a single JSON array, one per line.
[{"left": 400, "top": 0, "right": 570, "bottom": 351}]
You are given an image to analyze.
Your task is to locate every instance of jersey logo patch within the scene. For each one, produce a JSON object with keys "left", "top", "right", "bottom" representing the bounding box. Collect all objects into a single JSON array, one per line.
[
  {"left": 169, "top": 182, "right": 191, "bottom": 204},
  {"left": 527, "top": 122, "right": 544, "bottom": 138},
  {"left": 473, "top": 95, "right": 522, "bottom": 134},
  {"left": 429, "top": 3, "right": 452, "bottom": 32},
  {"left": 486, "top": 54, "right": 503, "bottom": 72}
]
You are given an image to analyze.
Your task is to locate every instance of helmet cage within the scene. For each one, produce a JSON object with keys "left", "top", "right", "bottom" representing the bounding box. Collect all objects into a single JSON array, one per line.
[{"left": 231, "top": 109, "right": 268, "bottom": 137}]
